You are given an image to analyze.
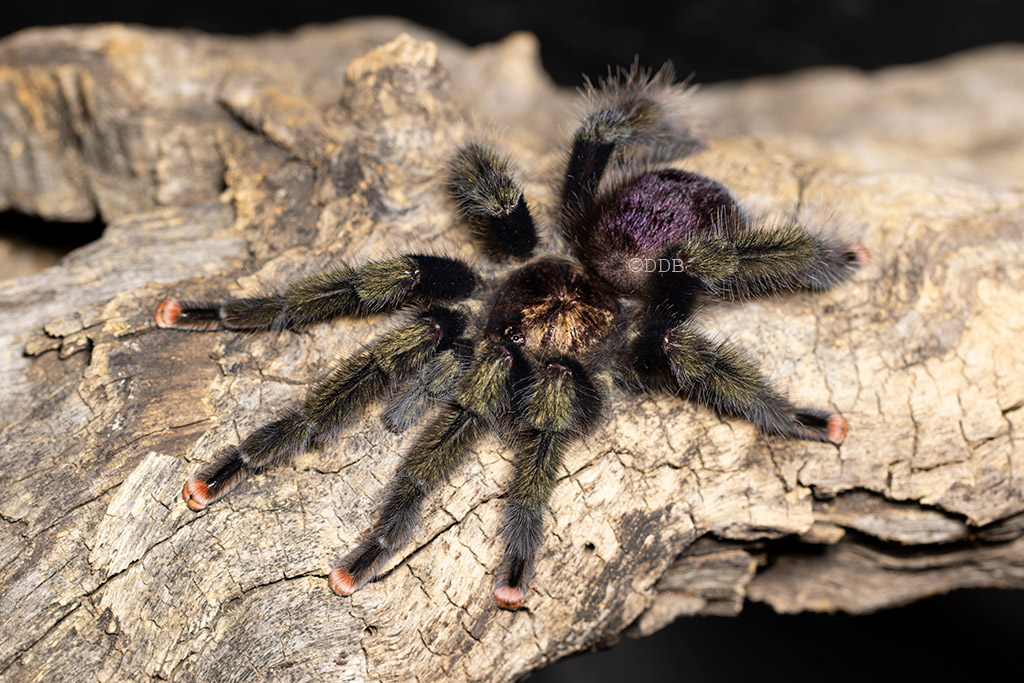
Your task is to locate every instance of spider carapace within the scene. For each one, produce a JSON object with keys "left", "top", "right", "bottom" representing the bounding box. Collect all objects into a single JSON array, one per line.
[{"left": 155, "top": 63, "right": 868, "bottom": 610}]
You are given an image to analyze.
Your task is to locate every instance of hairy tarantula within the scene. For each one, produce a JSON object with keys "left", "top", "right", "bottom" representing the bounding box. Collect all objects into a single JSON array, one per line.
[{"left": 155, "top": 63, "right": 868, "bottom": 610}]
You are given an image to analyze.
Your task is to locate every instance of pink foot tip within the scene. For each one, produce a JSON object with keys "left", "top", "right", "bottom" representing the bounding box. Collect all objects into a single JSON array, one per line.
[
  {"left": 329, "top": 568, "right": 357, "bottom": 596},
  {"left": 828, "top": 414, "right": 849, "bottom": 445},
  {"left": 850, "top": 243, "right": 871, "bottom": 266},
  {"left": 155, "top": 298, "right": 182, "bottom": 328},
  {"left": 494, "top": 585, "right": 525, "bottom": 610},
  {"left": 182, "top": 478, "right": 211, "bottom": 511}
]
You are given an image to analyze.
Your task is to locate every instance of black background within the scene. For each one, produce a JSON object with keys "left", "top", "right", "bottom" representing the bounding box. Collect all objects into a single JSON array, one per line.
[
  {"left": 2, "top": 2, "right": 1022, "bottom": 681},
  {"left": 3, "top": 0, "right": 1024, "bottom": 85}
]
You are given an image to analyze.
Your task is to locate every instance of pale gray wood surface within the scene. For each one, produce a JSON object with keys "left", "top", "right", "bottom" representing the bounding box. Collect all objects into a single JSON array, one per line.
[{"left": 1, "top": 20, "right": 1022, "bottom": 681}]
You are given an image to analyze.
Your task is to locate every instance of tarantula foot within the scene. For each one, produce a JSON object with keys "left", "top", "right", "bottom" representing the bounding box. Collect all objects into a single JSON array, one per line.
[
  {"left": 494, "top": 584, "right": 525, "bottom": 610},
  {"left": 849, "top": 242, "right": 871, "bottom": 266},
  {"left": 155, "top": 298, "right": 183, "bottom": 328},
  {"left": 328, "top": 567, "right": 358, "bottom": 597},
  {"left": 330, "top": 538, "right": 388, "bottom": 596},
  {"left": 827, "top": 413, "right": 849, "bottom": 444},
  {"left": 182, "top": 478, "right": 212, "bottom": 511}
]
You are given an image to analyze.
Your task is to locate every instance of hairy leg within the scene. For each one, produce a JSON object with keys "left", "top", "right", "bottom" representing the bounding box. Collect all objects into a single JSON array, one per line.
[
  {"left": 329, "top": 339, "right": 521, "bottom": 597},
  {"left": 494, "top": 357, "right": 604, "bottom": 609},
  {"left": 630, "top": 319, "right": 847, "bottom": 444},
  {"left": 382, "top": 339, "right": 474, "bottom": 433},
  {"left": 634, "top": 225, "right": 868, "bottom": 324},
  {"left": 448, "top": 142, "right": 537, "bottom": 259},
  {"left": 561, "top": 62, "right": 702, "bottom": 227},
  {"left": 156, "top": 254, "right": 477, "bottom": 331},
  {"left": 670, "top": 226, "right": 869, "bottom": 300},
  {"left": 181, "top": 307, "right": 468, "bottom": 510}
]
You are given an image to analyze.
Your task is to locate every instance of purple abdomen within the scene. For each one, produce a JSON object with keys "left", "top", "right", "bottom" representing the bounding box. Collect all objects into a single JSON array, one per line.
[{"left": 582, "top": 169, "right": 741, "bottom": 293}]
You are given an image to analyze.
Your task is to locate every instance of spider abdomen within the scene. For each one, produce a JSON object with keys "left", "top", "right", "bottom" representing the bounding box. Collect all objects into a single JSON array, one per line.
[{"left": 584, "top": 169, "right": 742, "bottom": 293}]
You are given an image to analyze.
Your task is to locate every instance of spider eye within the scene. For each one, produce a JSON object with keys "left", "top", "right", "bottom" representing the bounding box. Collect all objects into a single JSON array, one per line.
[{"left": 504, "top": 326, "right": 525, "bottom": 345}]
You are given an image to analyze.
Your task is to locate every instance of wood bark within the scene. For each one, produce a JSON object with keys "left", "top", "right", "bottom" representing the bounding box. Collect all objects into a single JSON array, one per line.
[{"left": 1, "top": 20, "right": 1023, "bottom": 681}]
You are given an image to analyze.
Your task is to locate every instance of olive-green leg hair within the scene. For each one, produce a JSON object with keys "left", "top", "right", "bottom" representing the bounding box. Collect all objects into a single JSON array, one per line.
[
  {"left": 670, "top": 226, "right": 869, "bottom": 301},
  {"left": 181, "top": 307, "right": 468, "bottom": 511},
  {"left": 329, "top": 339, "right": 519, "bottom": 597},
  {"left": 155, "top": 254, "right": 477, "bottom": 331},
  {"left": 630, "top": 319, "right": 847, "bottom": 445},
  {"left": 382, "top": 340, "right": 475, "bottom": 433},
  {"left": 448, "top": 142, "right": 537, "bottom": 259},
  {"left": 494, "top": 357, "right": 605, "bottom": 610}
]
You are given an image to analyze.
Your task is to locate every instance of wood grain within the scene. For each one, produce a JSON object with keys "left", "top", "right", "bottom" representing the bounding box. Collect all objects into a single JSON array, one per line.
[{"left": 1, "top": 20, "right": 1022, "bottom": 681}]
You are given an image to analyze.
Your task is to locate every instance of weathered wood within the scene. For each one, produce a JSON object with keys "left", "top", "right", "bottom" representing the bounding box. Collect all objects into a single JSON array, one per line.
[{"left": 1, "top": 20, "right": 1022, "bottom": 681}]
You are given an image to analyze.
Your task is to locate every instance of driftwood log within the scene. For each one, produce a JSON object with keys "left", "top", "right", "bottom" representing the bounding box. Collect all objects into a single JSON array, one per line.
[{"left": 1, "top": 19, "right": 1023, "bottom": 681}]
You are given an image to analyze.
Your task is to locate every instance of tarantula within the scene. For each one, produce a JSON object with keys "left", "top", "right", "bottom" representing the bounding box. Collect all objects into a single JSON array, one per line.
[{"left": 156, "top": 63, "right": 868, "bottom": 610}]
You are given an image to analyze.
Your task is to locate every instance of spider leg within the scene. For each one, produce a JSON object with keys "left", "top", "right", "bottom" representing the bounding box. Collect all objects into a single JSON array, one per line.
[
  {"left": 181, "top": 306, "right": 468, "bottom": 510},
  {"left": 669, "top": 226, "right": 869, "bottom": 301},
  {"left": 561, "top": 62, "right": 702, "bottom": 226},
  {"left": 494, "top": 357, "right": 604, "bottom": 610},
  {"left": 329, "top": 339, "right": 520, "bottom": 597},
  {"left": 448, "top": 142, "right": 537, "bottom": 259},
  {"left": 155, "top": 254, "right": 477, "bottom": 331},
  {"left": 630, "top": 319, "right": 847, "bottom": 444},
  {"left": 635, "top": 224, "right": 868, "bottom": 323},
  {"left": 382, "top": 338, "right": 474, "bottom": 434}
]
